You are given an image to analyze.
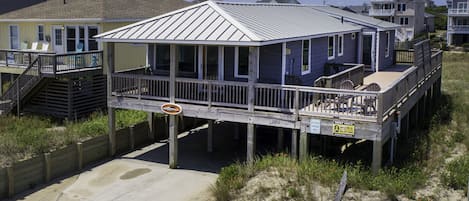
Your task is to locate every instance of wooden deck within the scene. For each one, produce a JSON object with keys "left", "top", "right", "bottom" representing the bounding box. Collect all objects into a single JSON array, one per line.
[{"left": 364, "top": 65, "right": 412, "bottom": 89}]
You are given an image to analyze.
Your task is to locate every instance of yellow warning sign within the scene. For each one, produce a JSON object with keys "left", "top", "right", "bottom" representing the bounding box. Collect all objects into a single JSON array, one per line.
[{"left": 333, "top": 124, "right": 355, "bottom": 136}]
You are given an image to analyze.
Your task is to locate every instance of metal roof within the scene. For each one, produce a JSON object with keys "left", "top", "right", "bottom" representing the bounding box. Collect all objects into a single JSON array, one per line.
[
  {"left": 95, "top": 1, "right": 387, "bottom": 46},
  {"left": 311, "top": 6, "right": 400, "bottom": 30}
]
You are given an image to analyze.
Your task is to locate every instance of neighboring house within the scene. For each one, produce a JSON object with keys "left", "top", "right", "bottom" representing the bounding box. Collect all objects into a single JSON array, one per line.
[
  {"left": 342, "top": 5, "right": 370, "bottom": 16},
  {"left": 425, "top": 12, "right": 436, "bottom": 32},
  {"left": 0, "top": 0, "right": 193, "bottom": 118},
  {"left": 447, "top": 0, "right": 469, "bottom": 46},
  {"left": 368, "top": 0, "right": 426, "bottom": 41},
  {"left": 256, "top": 0, "right": 301, "bottom": 3},
  {"left": 96, "top": 1, "right": 442, "bottom": 173}
]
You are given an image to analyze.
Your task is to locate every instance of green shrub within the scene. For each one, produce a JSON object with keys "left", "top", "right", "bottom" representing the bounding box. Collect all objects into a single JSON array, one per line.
[{"left": 442, "top": 155, "right": 469, "bottom": 192}]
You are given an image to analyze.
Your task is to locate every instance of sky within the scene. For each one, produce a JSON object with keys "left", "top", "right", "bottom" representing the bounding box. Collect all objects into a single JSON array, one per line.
[{"left": 225, "top": 0, "right": 447, "bottom": 6}]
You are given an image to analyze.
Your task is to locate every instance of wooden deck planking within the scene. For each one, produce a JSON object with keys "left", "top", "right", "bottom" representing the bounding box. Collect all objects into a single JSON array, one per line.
[{"left": 364, "top": 65, "right": 413, "bottom": 89}]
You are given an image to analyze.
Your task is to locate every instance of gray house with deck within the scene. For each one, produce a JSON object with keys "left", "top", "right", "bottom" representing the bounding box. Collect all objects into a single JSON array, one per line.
[{"left": 96, "top": 1, "right": 443, "bottom": 173}]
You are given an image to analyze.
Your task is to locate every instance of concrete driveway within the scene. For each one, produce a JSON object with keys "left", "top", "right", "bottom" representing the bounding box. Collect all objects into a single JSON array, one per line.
[{"left": 10, "top": 122, "right": 249, "bottom": 201}]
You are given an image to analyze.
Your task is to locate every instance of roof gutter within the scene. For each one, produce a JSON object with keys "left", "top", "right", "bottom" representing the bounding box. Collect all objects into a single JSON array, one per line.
[{"left": 0, "top": 18, "right": 143, "bottom": 23}]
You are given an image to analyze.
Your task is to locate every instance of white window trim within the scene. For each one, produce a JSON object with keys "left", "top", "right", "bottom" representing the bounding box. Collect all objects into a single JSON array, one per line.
[
  {"left": 8, "top": 25, "right": 19, "bottom": 50},
  {"left": 37, "top": 24, "right": 44, "bottom": 41},
  {"left": 234, "top": 46, "right": 249, "bottom": 79},
  {"left": 338, "top": 34, "right": 344, "bottom": 57},
  {"left": 328, "top": 36, "right": 335, "bottom": 60},
  {"left": 301, "top": 39, "right": 311, "bottom": 75},
  {"left": 385, "top": 31, "right": 390, "bottom": 58}
]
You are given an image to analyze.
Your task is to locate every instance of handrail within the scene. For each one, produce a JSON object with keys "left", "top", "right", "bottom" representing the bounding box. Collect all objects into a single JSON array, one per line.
[{"left": 314, "top": 64, "right": 364, "bottom": 88}]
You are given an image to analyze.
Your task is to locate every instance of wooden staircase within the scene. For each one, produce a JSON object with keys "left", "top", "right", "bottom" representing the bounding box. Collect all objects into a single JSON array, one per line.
[
  {"left": 0, "top": 50, "right": 104, "bottom": 116},
  {"left": 0, "top": 57, "right": 42, "bottom": 115}
]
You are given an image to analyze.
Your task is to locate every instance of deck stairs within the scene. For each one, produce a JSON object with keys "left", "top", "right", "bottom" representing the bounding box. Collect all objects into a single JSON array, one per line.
[{"left": 0, "top": 57, "right": 43, "bottom": 115}]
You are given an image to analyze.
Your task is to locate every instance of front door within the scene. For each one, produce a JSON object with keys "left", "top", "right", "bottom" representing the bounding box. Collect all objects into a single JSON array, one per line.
[
  {"left": 9, "top": 25, "right": 19, "bottom": 50},
  {"left": 52, "top": 26, "right": 65, "bottom": 54},
  {"left": 362, "top": 35, "right": 373, "bottom": 67}
]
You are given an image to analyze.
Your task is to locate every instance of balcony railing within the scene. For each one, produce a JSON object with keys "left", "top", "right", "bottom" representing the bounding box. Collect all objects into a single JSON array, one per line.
[
  {"left": 110, "top": 48, "right": 443, "bottom": 123},
  {"left": 369, "top": 8, "right": 395, "bottom": 16},
  {"left": 448, "top": 25, "right": 469, "bottom": 32},
  {"left": 448, "top": 8, "right": 469, "bottom": 15},
  {"left": 0, "top": 49, "right": 103, "bottom": 76}
]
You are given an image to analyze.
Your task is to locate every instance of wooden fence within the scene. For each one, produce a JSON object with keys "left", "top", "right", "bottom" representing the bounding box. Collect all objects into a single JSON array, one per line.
[{"left": 0, "top": 116, "right": 201, "bottom": 199}]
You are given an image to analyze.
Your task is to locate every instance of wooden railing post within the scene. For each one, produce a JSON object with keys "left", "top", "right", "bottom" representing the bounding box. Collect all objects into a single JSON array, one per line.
[
  {"left": 52, "top": 55, "right": 57, "bottom": 76},
  {"left": 294, "top": 88, "right": 300, "bottom": 119},
  {"left": 5, "top": 51, "right": 8, "bottom": 67},
  {"left": 377, "top": 93, "right": 384, "bottom": 123},
  {"left": 137, "top": 77, "right": 142, "bottom": 100},
  {"left": 6, "top": 165, "right": 14, "bottom": 197},
  {"left": 207, "top": 81, "right": 212, "bottom": 108},
  {"left": 16, "top": 80, "right": 20, "bottom": 116}
]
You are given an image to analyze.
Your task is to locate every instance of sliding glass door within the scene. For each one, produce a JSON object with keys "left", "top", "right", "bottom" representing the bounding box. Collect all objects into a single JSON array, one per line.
[{"left": 66, "top": 25, "right": 99, "bottom": 52}]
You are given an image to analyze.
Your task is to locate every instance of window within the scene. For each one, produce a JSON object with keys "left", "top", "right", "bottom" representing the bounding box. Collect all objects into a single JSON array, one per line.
[
  {"left": 66, "top": 26, "right": 76, "bottom": 52},
  {"left": 301, "top": 40, "right": 310, "bottom": 75},
  {"left": 400, "top": 17, "right": 409, "bottom": 25},
  {"left": 397, "top": 3, "right": 406, "bottom": 11},
  {"left": 458, "top": 2, "right": 468, "bottom": 12},
  {"left": 178, "top": 45, "right": 197, "bottom": 73},
  {"left": 155, "top": 44, "right": 170, "bottom": 71},
  {"left": 338, "top": 34, "right": 344, "bottom": 56},
  {"left": 351, "top": 33, "right": 356, "bottom": 40},
  {"left": 328, "top": 36, "right": 335, "bottom": 60},
  {"left": 9, "top": 25, "right": 19, "bottom": 49},
  {"left": 54, "top": 29, "right": 63, "bottom": 46},
  {"left": 385, "top": 31, "right": 390, "bottom": 58},
  {"left": 88, "top": 26, "right": 99, "bottom": 51},
  {"left": 37, "top": 25, "right": 44, "bottom": 41},
  {"left": 235, "top": 46, "right": 249, "bottom": 78}
]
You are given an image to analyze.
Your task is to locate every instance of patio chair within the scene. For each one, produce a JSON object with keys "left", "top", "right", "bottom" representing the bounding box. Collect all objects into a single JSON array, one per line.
[
  {"left": 354, "top": 82, "right": 381, "bottom": 115},
  {"left": 40, "top": 42, "right": 49, "bottom": 52},
  {"left": 325, "top": 80, "right": 355, "bottom": 111}
]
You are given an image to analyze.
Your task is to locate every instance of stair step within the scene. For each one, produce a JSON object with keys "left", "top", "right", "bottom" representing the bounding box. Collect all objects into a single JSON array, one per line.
[{"left": 0, "top": 100, "right": 12, "bottom": 104}]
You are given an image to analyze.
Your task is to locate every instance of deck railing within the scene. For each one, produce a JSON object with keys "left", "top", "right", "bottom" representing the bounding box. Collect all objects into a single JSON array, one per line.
[
  {"left": 0, "top": 49, "right": 54, "bottom": 67},
  {"left": 110, "top": 47, "right": 442, "bottom": 123},
  {"left": 0, "top": 49, "right": 103, "bottom": 75},
  {"left": 394, "top": 49, "right": 414, "bottom": 64},
  {"left": 314, "top": 64, "right": 364, "bottom": 88}
]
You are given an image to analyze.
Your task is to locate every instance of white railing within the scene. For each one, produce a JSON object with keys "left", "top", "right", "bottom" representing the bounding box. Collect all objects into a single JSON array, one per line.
[
  {"left": 448, "top": 8, "right": 469, "bottom": 15},
  {"left": 369, "top": 8, "right": 395, "bottom": 16},
  {"left": 448, "top": 25, "right": 469, "bottom": 32}
]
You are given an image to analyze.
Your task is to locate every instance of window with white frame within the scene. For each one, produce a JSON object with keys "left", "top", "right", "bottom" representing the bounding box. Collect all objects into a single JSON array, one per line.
[
  {"left": 235, "top": 46, "right": 249, "bottom": 78},
  {"left": 400, "top": 17, "right": 409, "bottom": 25},
  {"left": 301, "top": 40, "right": 310, "bottom": 75},
  {"left": 328, "top": 36, "right": 335, "bottom": 60},
  {"left": 37, "top": 25, "right": 44, "bottom": 41},
  {"left": 397, "top": 3, "right": 406, "bottom": 11},
  {"left": 66, "top": 25, "right": 100, "bottom": 52},
  {"left": 9, "top": 25, "right": 19, "bottom": 49},
  {"left": 385, "top": 31, "right": 390, "bottom": 58},
  {"left": 338, "top": 34, "right": 344, "bottom": 56}
]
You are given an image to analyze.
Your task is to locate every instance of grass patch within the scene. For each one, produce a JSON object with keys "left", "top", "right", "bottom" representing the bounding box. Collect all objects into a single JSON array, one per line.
[
  {"left": 0, "top": 110, "right": 147, "bottom": 167},
  {"left": 212, "top": 154, "right": 425, "bottom": 200},
  {"left": 443, "top": 155, "right": 469, "bottom": 194}
]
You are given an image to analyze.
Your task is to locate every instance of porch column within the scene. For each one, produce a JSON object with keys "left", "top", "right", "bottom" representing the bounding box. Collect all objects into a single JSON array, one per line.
[
  {"left": 291, "top": 129, "right": 298, "bottom": 159},
  {"left": 357, "top": 32, "right": 363, "bottom": 64},
  {"left": 107, "top": 42, "right": 116, "bottom": 156},
  {"left": 371, "top": 140, "right": 383, "bottom": 174},
  {"left": 277, "top": 128, "right": 284, "bottom": 151},
  {"left": 247, "top": 123, "right": 256, "bottom": 162},
  {"left": 299, "top": 129, "right": 309, "bottom": 161},
  {"left": 375, "top": 31, "right": 380, "bottom": 72},
  {"left": 207, "top": 120, "right": 214, "bottom": 152},
  {"left": 169, "top": 44, "right": 179, "bottom": 169},
  {"left": 447, "top": 33, "right": 453, "bottom": 46},
  {"left": 246, "top": 46, "right": 259, "bottom": 163}
]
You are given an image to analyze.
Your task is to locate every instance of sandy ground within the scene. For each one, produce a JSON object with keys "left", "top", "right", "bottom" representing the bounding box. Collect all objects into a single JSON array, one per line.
[{"left": 7, "top": 122, "right": 247, "bottom": 201}]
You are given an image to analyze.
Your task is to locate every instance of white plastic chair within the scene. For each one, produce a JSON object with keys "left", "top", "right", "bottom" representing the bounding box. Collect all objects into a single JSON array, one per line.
[{"left": 40, "top": 42, "right": 49, "bottom": 52}]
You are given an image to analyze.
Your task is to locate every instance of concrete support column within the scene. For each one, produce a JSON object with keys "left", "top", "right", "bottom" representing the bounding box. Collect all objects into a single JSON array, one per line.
[
  {"left": 277, "top": 128, "right": 284, "bottom": 151},
  {"left": 207, "top": 120, "right": 214, "bottom": 152},
  {"left": 108, "top": 107, "right": 116, "bottom": 156},
  {"left": 291, "top": 129, "right": 298, "bottom": 159},
  {"left": 247, "top": 123, "right": 256, "bottom": 162},
  {"left": 371, "top": 140, "right": 383, "bottom": 174},
  {"left": 169, "top": 115, "right": 178, "bottom": 169},
  {"left": 299, "top": 129, "right": 309, "bottom": 161}
]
